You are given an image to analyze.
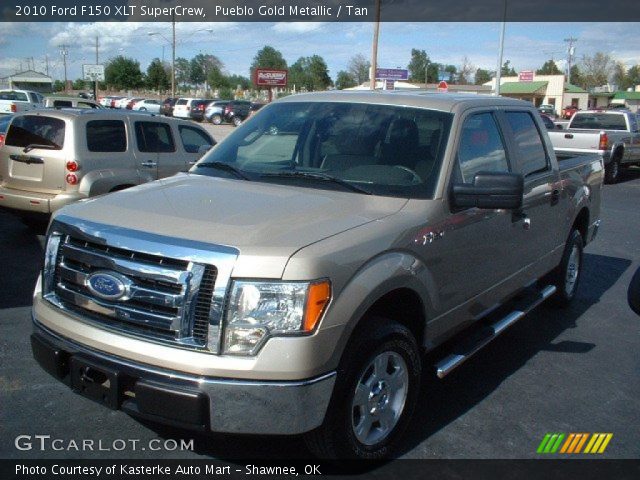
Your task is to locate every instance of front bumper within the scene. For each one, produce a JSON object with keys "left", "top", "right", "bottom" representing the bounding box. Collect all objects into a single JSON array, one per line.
[
  {"left": 31, "top": 320, "right": 336, "bottom": 435},
  {"left": 0, "top": 185, "right": 83, "bottom": 214}
]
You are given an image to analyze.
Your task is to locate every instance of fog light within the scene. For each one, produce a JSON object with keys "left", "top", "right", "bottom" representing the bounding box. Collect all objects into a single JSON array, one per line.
[{"left": 65, "top": 174, "right": 78, "bottom": 185}]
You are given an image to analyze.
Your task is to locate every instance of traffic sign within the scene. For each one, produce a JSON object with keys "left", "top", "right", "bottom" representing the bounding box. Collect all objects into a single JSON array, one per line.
[
  {"left": 83, "top": 64, "right": 105, "bottom": 82},
  {"left": 437, "top": 80, "right": 448, "bottom": 92}
]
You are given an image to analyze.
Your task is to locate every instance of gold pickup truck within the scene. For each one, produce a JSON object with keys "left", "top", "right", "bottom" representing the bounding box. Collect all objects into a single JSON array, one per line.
[{"left": 31, "top": 92, "right": 603, "bottom": 459}]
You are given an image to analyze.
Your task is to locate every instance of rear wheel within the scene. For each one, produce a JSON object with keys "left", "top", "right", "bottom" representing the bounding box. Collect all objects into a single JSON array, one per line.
[
  {"left": 604, "top": 154, "right": 621, "bottom": 184},
  {"left": 211, "top": 114, "right": 222, "bottom": 125},
  {"left": 549, "top": 229, "right": 584, "bottom": 307},
  {"left": 304, "top": 317, "right": 421, "bottom": 459}
]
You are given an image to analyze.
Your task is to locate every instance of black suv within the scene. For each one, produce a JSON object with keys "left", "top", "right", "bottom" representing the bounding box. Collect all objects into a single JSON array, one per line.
[{"left": 223, "top": 100, "right": 252, "bottom": 126}]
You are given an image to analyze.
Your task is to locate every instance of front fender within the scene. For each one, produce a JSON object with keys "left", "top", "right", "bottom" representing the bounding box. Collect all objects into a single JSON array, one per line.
[{"left": 320, "top": 250, "right": 438, "bottom": 369}]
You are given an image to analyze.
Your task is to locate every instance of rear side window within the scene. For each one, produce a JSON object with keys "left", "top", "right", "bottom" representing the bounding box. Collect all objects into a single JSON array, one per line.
[
  {"left": 457, "top": 112, "right": 509, "bottom": 183},
  {"left": 505, "top": 112, "right": 549, "bottom": 176},
  {"left": 571, "top": 113, "right": 627, "bottom": 130},
  {"left": 86, "top": 120, "right": 127, "bottom": 152},
  {"left": 5, "top": 115, "right": 65, "bottom": 149},
  {"left": 135, "top": 121, "right": 175, "bottom": 152},
  {"left": 175, "top": 99, "right": 187, "bottom": 106},
  {"left": 179, "top": 126, "right": 214, "bottom": 153},
  {"left": 0, "top": 91, "right": 28, "bottom": 101},
  {"left": 53, "top": 100, "right": 73, "bottom": 108},
  {"left": 77, "top": 102, "right": 98, "bottom": 109}
]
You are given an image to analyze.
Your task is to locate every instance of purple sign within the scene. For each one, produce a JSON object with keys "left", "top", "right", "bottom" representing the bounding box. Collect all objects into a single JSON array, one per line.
[{"left": 375, "top": 68, "right": 409, "bottom": 80}]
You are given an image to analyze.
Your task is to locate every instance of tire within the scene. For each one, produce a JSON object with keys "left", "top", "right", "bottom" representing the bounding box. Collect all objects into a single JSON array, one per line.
[
  {"left": 549, "top": 229, "right": 584, "bottom": 307},
  {"left": 140, "top": 107, "right": 147, "bottom": 111},
  {"left": 604, "top": 154, "right": 622, "bottom": 184},
  {"left": 211, "top": 114, "right": 222, "bottom": 125},
  {"left": 304, "top": 317, "right": 421, "bottom": 459},
  {"left": 232, "top": 116, "right": 243, "bottom": 127}
]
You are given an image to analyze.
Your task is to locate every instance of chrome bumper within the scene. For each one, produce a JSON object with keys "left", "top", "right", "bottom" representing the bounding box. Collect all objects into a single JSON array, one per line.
[{"left": 32, "top": 318, "right": 336, "bottom": 435}]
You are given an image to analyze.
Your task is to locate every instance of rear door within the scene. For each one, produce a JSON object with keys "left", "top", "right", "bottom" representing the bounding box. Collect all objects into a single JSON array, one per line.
[
  {"left": 133, "top": 120, "right": 179, "bottom": 179},
  {"left": 1, "top": 114, "right": 68, "bottom": 194}
]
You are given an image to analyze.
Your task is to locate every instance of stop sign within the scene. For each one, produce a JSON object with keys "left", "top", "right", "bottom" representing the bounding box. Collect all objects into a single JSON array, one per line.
[{"left": 437, "top": 80, "right": 448, "bottom": 92}]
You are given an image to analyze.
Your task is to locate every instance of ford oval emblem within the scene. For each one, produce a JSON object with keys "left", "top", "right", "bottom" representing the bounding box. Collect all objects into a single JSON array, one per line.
[{"left": 86, "top": 271, "right": 131, "bottom": 301}]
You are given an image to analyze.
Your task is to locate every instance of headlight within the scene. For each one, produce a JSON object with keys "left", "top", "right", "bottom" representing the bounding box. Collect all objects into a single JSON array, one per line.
[
  {"left": 222, "top": 280, "right": 331, "bottom": 355},
  {"left": 42, "top": 232, "right": 62, "bottom": 295}
]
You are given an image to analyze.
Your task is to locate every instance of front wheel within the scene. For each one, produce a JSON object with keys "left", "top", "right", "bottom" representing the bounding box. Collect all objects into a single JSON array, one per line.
[
  {"left": 304, "top": 318, "right": 421, "bottom": 459},
  {"left": 211, "top": 114, "right": 222, "bottom": 125},
  {"left": 549, "top": 229, "right": 584, "bottom": 307}
]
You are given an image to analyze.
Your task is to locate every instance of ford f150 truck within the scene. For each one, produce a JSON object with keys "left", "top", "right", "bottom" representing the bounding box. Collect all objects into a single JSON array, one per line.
[
  {"left": 548, "top": 109, "right": 640, "bottom": 183},
  {"left": 31, "top": 92, "right": 603, "bottom": 459},
  {"left": 0, "top": 89, "right": 45, "bottom": 115}
]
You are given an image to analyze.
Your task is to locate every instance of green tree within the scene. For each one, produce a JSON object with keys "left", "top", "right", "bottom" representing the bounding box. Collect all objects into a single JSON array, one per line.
[
  {"left": 474, "top": 68, "right": 492, "bottom": 85},
  {"left": 536, "top": 59, "right": 562, "bottom": 75},
  {"left": 580, "top": 52, "right": 614, "bottom": 89},
  {"left": 146, "top": 58, "right": 169, "bottom": 92},
  {"left": 570, "top": 65, "right": 584, "bottom": 88},
  {"left": 250, "top": 46, "right": 287, "bottom": 84},
  {"left": 189, "top": 53, "right": 223, "bottom": 90},
  {"left": 347, "top": 54, "right": 370, "bottom": 84},
  {"left": 408, "top": 49, "right": 429, "bottom": 83},
  {"left": 104, "top": 56, "right": 144, "bottom": 90},
  {"left": 218, "top": 86, "right": 234, "bottom": 100},
  {"left": 72, "top": 78, "right": 86, "bottom": 90},
  {"left": 335, "top": 70, "right": 357, "bottom": 90},
  {"left": 227, "top": 74, "right": 251, "bottom": 90},
  {"left": 289, "top": 55, "right": 332, "bottom": 91},
  {"left": 626, "top": 65, "right": 640, "bottom": 88},
  {"left": 174, "top": 57, "right": 190, "bottom": 87},
  {"left": 53, "top": 80, "right": 65, "bottom": 92},
  {"left": 444, "top": 65, "right": 458, "bottom": 83},
  {"left": 207, "top": 68, "right": 230, "bottom": 90},
  {"left": 501, "top": 60, "right": 517, "bottom": 76}
]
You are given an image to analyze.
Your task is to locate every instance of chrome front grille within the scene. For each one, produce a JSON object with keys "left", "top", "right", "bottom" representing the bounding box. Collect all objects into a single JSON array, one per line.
[{"left": 43, "top": 215, "right": 239, "bottom": 353}]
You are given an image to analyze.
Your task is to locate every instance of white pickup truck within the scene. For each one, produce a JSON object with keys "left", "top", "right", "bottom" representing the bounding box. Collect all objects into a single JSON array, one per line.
[
  {"left": 0, "top": 89, "right": 45, "bottom": 115},
  {"left": 548, "top": 109, "right": 640, "bottom": 183}
]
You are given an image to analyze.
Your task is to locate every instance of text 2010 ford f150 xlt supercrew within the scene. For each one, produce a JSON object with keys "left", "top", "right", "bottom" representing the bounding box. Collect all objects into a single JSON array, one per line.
[{"left": 31, "top": 92, "right": 603, "bottom": 459}]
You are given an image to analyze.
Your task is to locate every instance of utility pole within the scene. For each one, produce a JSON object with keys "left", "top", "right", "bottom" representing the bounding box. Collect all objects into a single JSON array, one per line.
[
  {"left": 494, "top": 0, "right": 507, "bottom": 96},
  {"left": 60, "top": 45, "right": 69, "bottom": 92},
  {"left": 369, "top": 0, "right": 381, "bottom": 90},
  {"left": 171, "top": 13, "right": 176, "bottom": 97},
  {"left": 45, "top": 54, "right": 49, "bottom": 76},
  {"left": 94, "top": 35, "right": 99, "bottom": 100},
  {"left": 564, "top": 37, "right": 577, "bottom": 83}
]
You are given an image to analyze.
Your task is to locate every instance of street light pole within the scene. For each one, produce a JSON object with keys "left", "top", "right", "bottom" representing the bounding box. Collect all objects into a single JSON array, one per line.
[
  {"left": 171, "top": 13, "right": 176, "bottom": 97},
  {"left": 494, "top": 0, "right": 507, "bottom": 96},
  {"left": 370, "top": 0, "right": 381, "bottom": 90}
]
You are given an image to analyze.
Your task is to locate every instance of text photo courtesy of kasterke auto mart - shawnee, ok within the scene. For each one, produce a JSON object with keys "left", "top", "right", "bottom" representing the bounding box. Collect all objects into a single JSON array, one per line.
[{"left": 1, "top": 0, "right": 639, "bottom": 479}]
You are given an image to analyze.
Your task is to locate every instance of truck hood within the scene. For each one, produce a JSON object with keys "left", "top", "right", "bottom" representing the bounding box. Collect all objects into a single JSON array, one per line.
[{"left": 57, "top": 174, "right": 408, "bottom": 277}]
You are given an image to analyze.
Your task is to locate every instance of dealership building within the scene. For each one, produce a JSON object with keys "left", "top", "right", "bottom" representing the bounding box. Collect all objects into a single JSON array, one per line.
[
  {"left": 485, "top": 73, "right": 589, "bottom": 115},
  {"left": 0, "top": 70, "right": 53, "bottom": 93}
]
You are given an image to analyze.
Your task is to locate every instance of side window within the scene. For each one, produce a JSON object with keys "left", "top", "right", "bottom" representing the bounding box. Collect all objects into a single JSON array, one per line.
[
  {"left": 457, "top": 112, "right": 509, "bottom": 183},
  {"left": 505, "top": 112, "right": 549, "bottom": 176},
  {"left": 179, "top": 126, "right": 214, "bottom": 153},
  {"left": 78, "top": 102, "right": 97, "bottom": 109},
  {"left": 29, "top": 93, "right": 39, "bottom": 103},
  {"left": 135, "top": 121, "right": 175, "bottom": 153},
  {"left": 53, "top": 100, "right": 73, "bottom": 108},
  {"left": 86, "top": 120, "right": 127, "bottom": 152}
]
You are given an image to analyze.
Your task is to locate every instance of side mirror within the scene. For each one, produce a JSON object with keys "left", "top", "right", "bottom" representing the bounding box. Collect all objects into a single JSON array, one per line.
[{"left": 452, "top": 171, "right": 524, "bottom": 210}]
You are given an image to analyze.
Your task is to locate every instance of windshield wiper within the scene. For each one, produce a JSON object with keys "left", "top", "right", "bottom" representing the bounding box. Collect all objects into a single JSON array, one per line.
[
  {"left": 194, "top": 161, "right": 250, "bottom": 180},
  {"left": 23, "top": 144, "right": 57, "bottom": 153},
  {"left": 260, "top": 171, "right": 372, "bottom": 195}
]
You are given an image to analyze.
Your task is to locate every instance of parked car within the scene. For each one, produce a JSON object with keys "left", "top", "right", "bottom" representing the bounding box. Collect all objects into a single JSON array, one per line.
[
  {"left": 98, "top": 96, "right": 117, "bottom": 107},
  {"left": 562, "top": 105, "right": 579, "bottom": 119},
  {"left": 125, "top": 98, "right": 145, "bottom": 110},
  {"left": 44, "top": 96, "right": 102, "bottom": 109},
  {"left": 223, "top": 100, "right": 252, "bottom": 126},
  {"left": 0, "top": 113, "right": 13, "bottom": 146},
  {"left": 0, "top": 109, "right": 215, "bottom": 226},
  {"left": 248, "top": 102, "right": 266, "bottom": 119},
  {"left": 0, "top": 89, "right": 45, "bottom": 115},
  {"left": 172, "top": 98, "right": 202, "bottom": 119},
  {"left": 132, "top": 99, "right": 162, "bottom": 114},
  {"left": 205, "top": 100, "right": 229, "bottom": 124},
  {"left": 539, "top": 113, "right": 556, "bottom": 130},
  {"left": 30, "top": 92, "right": 602, "bottom": 459},
  {"left": 109, "top": 96, "right": 125, "bottom": 108},
  {"left": 78, "top": 92, "right": 94, "bottom": 99},
  {"left": 548, "top": 109, "right": 640, "bottom": 183},
  {"left": 188, "top": 99, "right": 212, "bottom": 122},
  {"left": 161, "top": 97, "right": 178, "bottom": 116},
  {"left": 538, "top": 104, "right": 556, "bottom": 117}
]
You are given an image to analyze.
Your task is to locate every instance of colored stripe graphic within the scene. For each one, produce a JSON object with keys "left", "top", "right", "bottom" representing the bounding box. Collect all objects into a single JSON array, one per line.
[
  {"left": 537, "top": 434, "right": 552, "bottom": 454},
  {"left": 584, "top": 433, "right": 614, "bottom": 454},
  {"left": 560, "top": 433, "right": 575, "bottom": 453},
  {"left": 540, "top": 433, "right": 613, "bottom": 454}
]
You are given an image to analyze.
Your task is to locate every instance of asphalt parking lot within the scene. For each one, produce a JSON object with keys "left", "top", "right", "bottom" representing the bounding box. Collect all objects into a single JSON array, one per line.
[{"left": 1, "top": 168, "right": 639, "bottom": 461}]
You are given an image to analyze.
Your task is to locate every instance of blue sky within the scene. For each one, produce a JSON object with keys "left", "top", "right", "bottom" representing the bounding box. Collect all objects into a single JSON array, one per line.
[{"left": 1, "top": 22, "right": 638, "bottom": 82}]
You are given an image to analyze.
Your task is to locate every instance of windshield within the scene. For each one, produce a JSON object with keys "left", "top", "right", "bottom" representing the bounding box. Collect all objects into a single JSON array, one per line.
[{"left": 191, "top": 101, "right": 452, "bottom": 198}]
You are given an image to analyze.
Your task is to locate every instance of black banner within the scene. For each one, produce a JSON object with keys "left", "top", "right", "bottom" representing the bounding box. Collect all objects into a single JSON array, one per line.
[
  {"left": 3, "top": 0, "right": 640, "bottom": 22},
  {"left": 2, "top": 459, "right": 640, "bottom": 480}
]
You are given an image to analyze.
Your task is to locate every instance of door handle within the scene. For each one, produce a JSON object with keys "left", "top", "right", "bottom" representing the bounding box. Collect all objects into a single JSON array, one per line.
[{"left": 140, "top": 161, "right": 157, "bottom": 168}]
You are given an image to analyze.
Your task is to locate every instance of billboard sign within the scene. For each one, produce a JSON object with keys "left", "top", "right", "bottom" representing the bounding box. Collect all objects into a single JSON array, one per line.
[
  {"left": 375, "top": 68, "right": 409, "bottom": 80},
  {"left": 254, "top": 68, "right": 288, "bottom": 87},
  {"left": 82, "top": 64, "right": 105, "bottom": 82},
  {"left": 518, "top": 70, "right": 534, "bottom": 82}
]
